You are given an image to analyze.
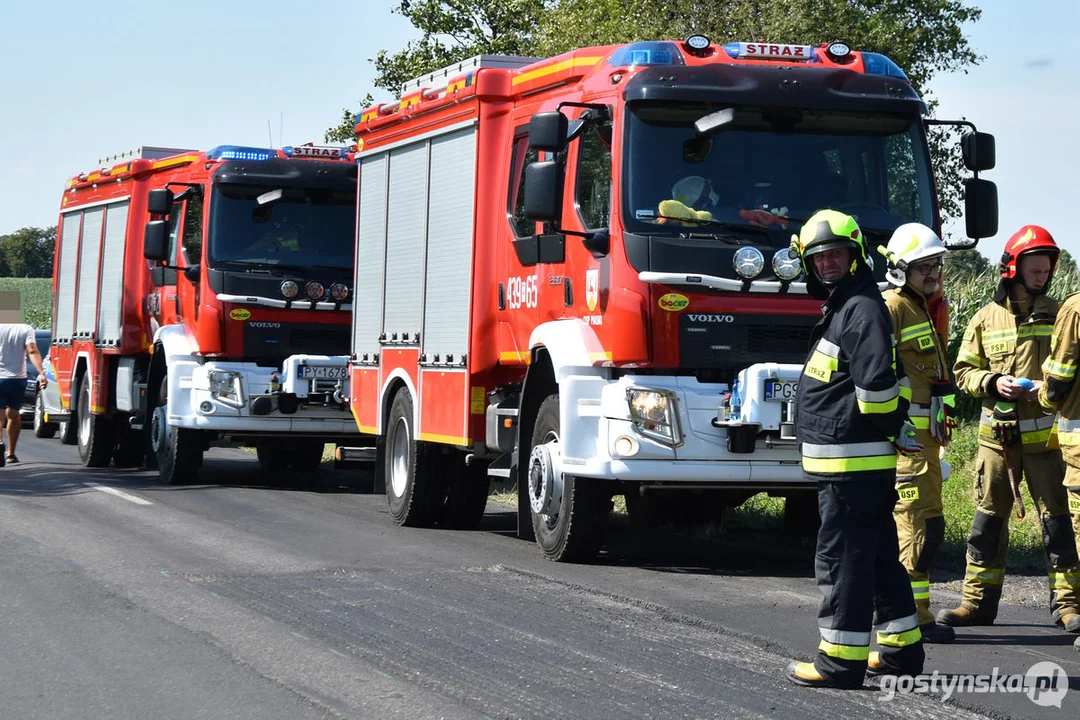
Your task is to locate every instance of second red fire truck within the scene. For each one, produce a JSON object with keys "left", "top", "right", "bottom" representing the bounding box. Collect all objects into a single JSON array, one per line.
[
  {"left": 43, "top": 144, "right": 361, "bottom": 484},
  {"left": 343, "top": 37, "right": 995, "bottom": 561}
]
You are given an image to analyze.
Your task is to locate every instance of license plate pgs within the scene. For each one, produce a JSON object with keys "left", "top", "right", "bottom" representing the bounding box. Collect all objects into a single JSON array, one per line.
[
  {"left": 765, "top": 380, "right": 797, "bottom": 402},
  {"left": 296, "top": 365, "right": 346, "bottom": 380}
]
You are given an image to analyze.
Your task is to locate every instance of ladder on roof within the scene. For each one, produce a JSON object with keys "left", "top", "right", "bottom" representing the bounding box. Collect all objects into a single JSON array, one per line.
[
  {"left": 399, "top": 54, "right": 542, "bottom": 96},
  {"left": 97, "top": 146, "right": 195, "bottom": 166}
]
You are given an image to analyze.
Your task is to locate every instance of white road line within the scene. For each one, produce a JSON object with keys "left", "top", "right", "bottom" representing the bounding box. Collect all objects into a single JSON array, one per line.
[{"left": 83, "top": 482, "right": 153, "bottom": 506}]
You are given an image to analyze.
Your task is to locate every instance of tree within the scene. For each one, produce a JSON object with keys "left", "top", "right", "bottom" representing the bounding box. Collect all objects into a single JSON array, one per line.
[
  {"left": 0, "top": 226, "right": 56, "bottom": 277},
  {"left": 335, "top": 0, "right": 983, "bottom": 225},
  {"left": 944, "top": 247, "right": 990, "bottom": 280},
  {"left": 324, "top": 94, "right": 375, "bottom": 145}
]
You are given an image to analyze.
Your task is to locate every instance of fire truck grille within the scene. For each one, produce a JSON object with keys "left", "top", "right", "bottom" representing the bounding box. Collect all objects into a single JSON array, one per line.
[{"left": 747, "top": 326, "right": 814, "bottom": 354}]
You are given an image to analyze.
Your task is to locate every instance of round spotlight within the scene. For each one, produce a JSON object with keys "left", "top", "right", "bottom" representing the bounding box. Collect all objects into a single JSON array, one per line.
[
  {"left": 280, "top": 280, "right": 299, "bottom": 299},
  {"left": 826, "top": 41, "right": 853, "bottom": 63},
  {"left": 733, "top": 246, "right": 765, "bottom": 280},
  {"left": 305, "top": 281, "right": 325, "bottom": 300},
  {"left": 772, "top": 248, "right": 802, "bottom": 281},
  {"left": 329, "top": 283, "right": 349, "bottom": 301},
  {"left": 614, "top": 435, "right": 639, "bottom": 457}
]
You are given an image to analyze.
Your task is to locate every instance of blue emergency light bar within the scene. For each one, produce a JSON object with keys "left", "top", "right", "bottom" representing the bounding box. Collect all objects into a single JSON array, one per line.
[
  {"left": 205, "top": 145, "right": 276, "bottom": 161},
  {"left": 608, "top": 41, "right": 686, "bottom": 68},
  {"left": 860, "top": 52, "right": 910, "bottom": 80}
]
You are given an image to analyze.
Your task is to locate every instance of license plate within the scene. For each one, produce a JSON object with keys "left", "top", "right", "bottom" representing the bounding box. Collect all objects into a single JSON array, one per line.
[
  {"left": 765, "top": 380, "right": 797, "bottom": 402},
  {"left": 296, "top": 365, "right": 346, "bottom": 380}
]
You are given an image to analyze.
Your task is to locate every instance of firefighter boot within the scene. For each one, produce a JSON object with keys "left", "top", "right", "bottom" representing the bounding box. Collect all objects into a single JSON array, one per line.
[
  {"left": 1055, "top": 612, "right": 1080, "bottom": 633},
  {"left": 936, "top": 604, "right": 996, "bottom": 627},
  {"left": 918, "top": 622, "right": 956, "bottom": 643},
  {"left": 785, "top": 661, "right": 863, "bottom": 689},
  {"left": 866, "top": 651, "right": 921, "bottom": 679}
]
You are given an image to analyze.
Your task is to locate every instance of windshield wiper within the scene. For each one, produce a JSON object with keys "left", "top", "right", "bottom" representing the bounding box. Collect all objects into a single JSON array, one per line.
[{"left": 652, "top": 214, "right": 760, "bottom": 245}]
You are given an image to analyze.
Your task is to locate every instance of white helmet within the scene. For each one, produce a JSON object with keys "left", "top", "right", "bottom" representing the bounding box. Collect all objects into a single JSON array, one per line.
[
  {"left": 883, "top": 223, "right": 946, "bottom": 287},
  {"left": 671, "top": 176, "right": 718, "bottom": 210}
]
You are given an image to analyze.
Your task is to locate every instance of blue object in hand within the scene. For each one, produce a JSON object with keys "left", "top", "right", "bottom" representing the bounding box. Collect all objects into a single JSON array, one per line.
[{"left": 1014, "top": 377, "right": 1035, "bottom": 390}]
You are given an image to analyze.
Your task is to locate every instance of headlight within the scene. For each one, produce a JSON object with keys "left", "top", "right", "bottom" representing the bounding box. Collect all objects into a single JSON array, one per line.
[
  {"left": 772, "top": 247, "right": 802, "bottom": 280},
  {"left": 733, "top": 246, "right": 765, "bottom": 279},
  {"left": 280, "top": 280, "right": 299, "bottom": 299},
  {"left": 626, "top": 387, "right": 682, "bottom": 446},
  {"left": 305, "top": 281, "right": 325, "bottom": 300},
  {"left": 329, "top": 282, "right": 349, "bottom": 301},
  {"left": 208, "top": 370, "right": 243, "bottom": 406}
]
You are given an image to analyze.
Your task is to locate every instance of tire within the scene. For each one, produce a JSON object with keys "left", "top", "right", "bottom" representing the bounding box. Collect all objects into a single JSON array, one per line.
[
  {"left": 384, "top": 388, "right": 445, "bottom": 527},
  {"left": 77, "top": 375, "right": 116, "bottom": 467},
  {"left": 256, "top": 440, "right": 289, "bottom": 471},
  {"left": 152, "top": 377, "right": 202, "bottom": 485},
  {"left": 33, "top": 391, "right": 58, "bottom": 439},
  {"left": 441, "top": 455, "right": 490, "bottom": 530},
  {"left": 529, "top": 395, "right": 611, "bottom": 562}
]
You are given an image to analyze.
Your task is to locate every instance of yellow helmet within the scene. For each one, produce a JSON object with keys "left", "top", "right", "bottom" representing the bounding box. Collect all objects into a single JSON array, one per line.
[{"left": 792, "top": 209, "right": 866, "bottom": 265}]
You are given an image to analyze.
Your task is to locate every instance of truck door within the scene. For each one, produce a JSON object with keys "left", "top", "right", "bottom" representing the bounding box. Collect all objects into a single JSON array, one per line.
[
  {"left": 499, "top": 125, "right": 543, "bottom": 363},
  {"left": 174, "top": 189, "right": 204, "bottom": 325}
]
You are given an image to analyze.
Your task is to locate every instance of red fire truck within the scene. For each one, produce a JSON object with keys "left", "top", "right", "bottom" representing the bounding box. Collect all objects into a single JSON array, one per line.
[
  {"left": 346, "top": 38, "right": 995, "bottom": 561},
  {"left": 45, "top": 144, "right": 361, "bottom": 484}
]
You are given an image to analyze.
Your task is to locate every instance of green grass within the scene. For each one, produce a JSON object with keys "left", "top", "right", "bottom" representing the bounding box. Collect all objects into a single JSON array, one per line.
[{"left": 0, "top": 277, "right": 52, "bottom": 329}]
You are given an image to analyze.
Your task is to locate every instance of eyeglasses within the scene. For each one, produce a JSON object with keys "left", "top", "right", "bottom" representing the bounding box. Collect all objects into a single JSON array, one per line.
[{"left": 911, "top": 259, "right": 943, "bottom": 276}]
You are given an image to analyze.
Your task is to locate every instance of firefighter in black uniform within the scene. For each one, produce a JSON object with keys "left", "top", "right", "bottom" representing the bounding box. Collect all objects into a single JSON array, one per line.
[{"left": 786, "top": 210, "right": 925, "bottom": 688}]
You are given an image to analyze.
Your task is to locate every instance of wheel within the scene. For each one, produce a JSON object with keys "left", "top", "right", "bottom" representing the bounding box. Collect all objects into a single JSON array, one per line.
[
  {"left": 440, "top": 455, "right": 490, "bottom": 529},
  {"left": 113, "top": 428, "right": 145, "bottom": 468},
  {"left": 151, "top": 377, "right": 202, "bottom": 485},
  {"left": 384, "top": 388, "right": 445, "bottom": 527},
  {"left": 33, "top": 391, "right": 58, "bottom": 439},
  {"left": 256, "top": 440, "right": 289, "bottom": 471},
  {"left": 529, "top": 394, "right": 611, "bottom": 562},
  {"left": 77, "top": 375, "right": 116, "bottom": 467}
]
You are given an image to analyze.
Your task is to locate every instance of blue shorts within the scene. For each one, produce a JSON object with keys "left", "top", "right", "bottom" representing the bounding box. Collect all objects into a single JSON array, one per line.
[{"left": 0, "top": 378, "right": 24, "bottom": 410}]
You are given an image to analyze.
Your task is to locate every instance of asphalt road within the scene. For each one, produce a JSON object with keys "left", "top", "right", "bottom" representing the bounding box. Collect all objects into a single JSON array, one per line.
[{"left": 0, "top": 433, "right": 1077, "bottom": 719}]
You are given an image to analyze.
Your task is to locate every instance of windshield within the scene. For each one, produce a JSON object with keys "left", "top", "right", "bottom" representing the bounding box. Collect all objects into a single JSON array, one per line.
[
  {"left": 207, "top": 184, "right": 355, "bottom": 271},
  {"left": 624, "top": 104, "right": 935, "bottom": 245}
]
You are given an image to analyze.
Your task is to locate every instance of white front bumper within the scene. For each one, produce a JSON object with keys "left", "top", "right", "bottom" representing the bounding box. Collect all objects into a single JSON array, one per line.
[
  {"left": 166, "top": 356, "right": 359, "bottom": 435},
  {"left": 558, "top": 366, "right": 807, "bottom": 486}
]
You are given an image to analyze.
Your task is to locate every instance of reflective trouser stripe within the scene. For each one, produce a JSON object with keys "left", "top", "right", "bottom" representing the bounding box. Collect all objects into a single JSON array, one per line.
[
  {"left": 909, "top": 405, "right": 930, "bottom": 430},
  {"left": 818, "top": 640, "right": 870, "bottom": 661},
  {"left": 877, "top": 627, "right": 923, "bottom": 648},
  {"left": 911, "top": 580, "right": 930, "bottom": 601},
  {"left": 979, "top": 413, "right": 1056, "bottom": 443},
  {"left": 1050, "top": 571, "right": 1080, "bottom": 590},
  {"left": 875, "top": 613, "right": 920, "bottom": 634},
  {"left": 819, "top": 628, "right": 871, "bottom": 646},
  {"left": 966, "top": 568, "right": 1004, "bottom": 585}
]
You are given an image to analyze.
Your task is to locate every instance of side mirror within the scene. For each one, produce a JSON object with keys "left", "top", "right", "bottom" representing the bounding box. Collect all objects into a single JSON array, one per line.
[
  {"left": 147, "top": 188, "right": 174, "bottom": 215},
  {"left": 528, "top": 112, "right": 568, "bottom": 153},
  {"left": 523, "top": 161, "right": 564, "bottom": 223},
  {"left": 144, "top": 220, "right": 169, "bottom": 261},
  {"left": 964, "top": 178, "right": 999, "bottom": 240},
  {"left": 961, "top": 132, "right": 996, "bottom": 172}
]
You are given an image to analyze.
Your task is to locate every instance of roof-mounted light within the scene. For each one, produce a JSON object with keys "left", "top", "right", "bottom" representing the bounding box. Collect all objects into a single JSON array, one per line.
[
  {"left": 608, "top": 41, "right": 686, "bottom": 68},
  {"left": 683, "top": 35, "right": 711, "bottom": 56},
  {"left": 722, "top": 42, "right": 815, "bottom": 61},
  {"left": 206, "top": 145, "right": 276, "bottom": 161},
  {"left": 861, "top": 52, "right": 910, "bottom": 80},
  {"left": 283, "top": 145, "right": 345, "bottom": 159},
  {"left": 825, "top": 41, "right": 852, "bottom": 62}
]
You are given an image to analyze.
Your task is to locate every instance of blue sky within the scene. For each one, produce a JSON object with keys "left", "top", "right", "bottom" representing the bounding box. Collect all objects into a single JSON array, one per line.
[{"left": 1, "top": 1, "right": 1075, "bottom": 264}]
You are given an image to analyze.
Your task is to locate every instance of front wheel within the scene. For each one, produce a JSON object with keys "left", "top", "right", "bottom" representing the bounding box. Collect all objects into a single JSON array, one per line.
[
  {"left": 529, "top": 394, "right": 611, "bottom": 562},
  {"left": 151, "top": 377, "right": 202, "bottom": 485},
  {"left": 33, "top": 391, "right": 58, "bottom": 439}
]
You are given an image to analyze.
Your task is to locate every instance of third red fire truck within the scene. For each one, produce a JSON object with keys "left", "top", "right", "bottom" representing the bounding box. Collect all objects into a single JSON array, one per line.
[{"left": 345, "top": 37, "right": 996, "bottom": 561}]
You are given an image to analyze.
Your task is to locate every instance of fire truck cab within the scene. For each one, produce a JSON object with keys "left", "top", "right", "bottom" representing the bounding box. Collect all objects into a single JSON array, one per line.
[
  {"left": 347, "top": 38, "right": 996, "bottom": 561},
  {"left": 47, "top": 144, "right": 361, "bottom": 484}
]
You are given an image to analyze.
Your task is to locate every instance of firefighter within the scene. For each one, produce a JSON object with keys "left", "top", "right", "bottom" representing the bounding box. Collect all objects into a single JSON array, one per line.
[
  {"left": 879, "top": 224, "right": 957, "bottom": 644},
  {"left": 1039, "top": 276, "right": 1080, "bottom": 649},
  {"left": 938, "top": 225, "right": 1080, "bottom": 632},
  {"left": 786, "top": 210, "right": 924, "bottom": 688}
]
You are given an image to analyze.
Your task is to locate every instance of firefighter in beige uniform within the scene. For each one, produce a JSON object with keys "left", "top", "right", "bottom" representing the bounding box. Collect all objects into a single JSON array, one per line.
[
  {"left": 938, "top": 225, "right": 1080, "bottom": 631},
  {"left": 880, "top": 224, "right": 956, "bottom": 644},
  {"left": 1039, "top": 287, "right": 1080, "bottom": 648}
]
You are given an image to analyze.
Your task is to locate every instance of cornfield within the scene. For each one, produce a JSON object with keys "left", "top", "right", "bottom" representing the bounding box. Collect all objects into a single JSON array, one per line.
[{"left": 0, "top": 277, "right": 52, "bottom": 329}]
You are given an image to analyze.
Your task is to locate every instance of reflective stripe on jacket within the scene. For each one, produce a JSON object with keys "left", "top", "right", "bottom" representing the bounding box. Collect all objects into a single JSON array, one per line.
[
  {"left": 1040, "top": 292, "right": 1080, "bottom": 466},
  {"left": 796, "top": 269, "right": 908, "bottom": 480},
  {"left": 954, "top": 294, "right": 1058, "bottom": 453}
]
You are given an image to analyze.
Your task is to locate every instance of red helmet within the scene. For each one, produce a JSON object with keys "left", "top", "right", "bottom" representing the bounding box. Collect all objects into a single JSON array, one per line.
[{"left": 1000, "top": 225, "right": 1059, "bottom": 280}]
